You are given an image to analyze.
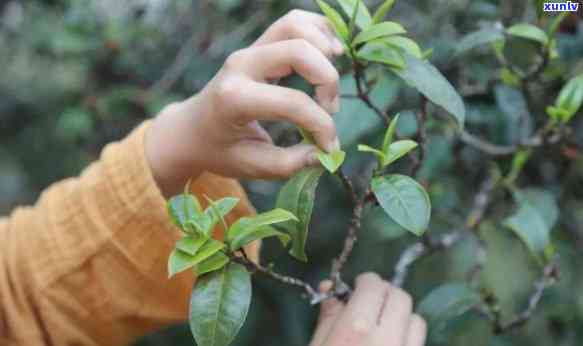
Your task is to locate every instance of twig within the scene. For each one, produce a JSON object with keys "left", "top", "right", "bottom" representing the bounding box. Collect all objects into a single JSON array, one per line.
[
  {"left": 392, "top": 231, "right": 465, "bottom": 287},
  {"left": 228, "top": 253, "right": 324, "bottom": 304},
  {"left": 463, "top": 175, "right": 498, "bottom": 282},
  {"left": 325, "top": 167, "right": 378, "bottom": 302},
  {"left": 337, "top": 169, "right": 359, "bottom": 205},
  {"left": 466, "top": 175, "right": 497, "bottom": 230},
  {"left": 459, "top": 129, "right": 549, "bottom": 156},
  {"left": 353, "top": 61, "right": 389, "bottom": 124},
  {"left": 329, "top": 194, "right": 365, "bottom": 286},
  {"left": 392, "top": 173, "right": 498, "bottom": 287},
  {"left": 327, "top": 171, "right": 367, "bottom": 300},
  {"left": 482, "top": 262, "right": 560, "bottom": 334}
]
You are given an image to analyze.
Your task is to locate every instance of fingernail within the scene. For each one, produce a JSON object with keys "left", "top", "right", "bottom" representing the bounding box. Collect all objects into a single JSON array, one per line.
[
  {"left": 326, "top": 137, "right": 340, "bottom": 153},
  {"left": 306, "top": 151, "right": 321, "bottom": 167}
]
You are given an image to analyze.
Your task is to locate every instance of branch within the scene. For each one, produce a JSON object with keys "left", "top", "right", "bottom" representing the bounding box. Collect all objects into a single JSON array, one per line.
[
  {"left": 228, "top": 252, "right": 325, "bottom": 304},
  {"left": 458, "top": 123, "right": 565, "bottom": 156},
  {"left": 353, "top": 61, "right": 390, "bottom": 125},
  {"left": 392, "top": 231, "right": 465, "bottom": 287},
  {"left": 392, "top": 174, "right": 498, "bottom": 287},
  {"left": 326, "top": 170, "right": 368, "bottom": 301},
  {"left": 481, "top": 261, "right": 560, "bottom": 334},
  {"left": 466, "top": 175, "right": 497, "bottom": 230},
  {"left": 459, "top": 131, "right": 521, "bottom": 156}
]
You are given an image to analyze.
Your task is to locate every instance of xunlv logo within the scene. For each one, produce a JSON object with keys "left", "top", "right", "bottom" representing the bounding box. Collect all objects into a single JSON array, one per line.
[{"left": 544, "top": 1, "right": 580, "bottom": 12}]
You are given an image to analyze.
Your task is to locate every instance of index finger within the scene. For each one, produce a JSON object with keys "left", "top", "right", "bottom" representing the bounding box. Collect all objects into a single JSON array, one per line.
[{"left": 228, "top": 39, "right": 340, "bottom": 113}]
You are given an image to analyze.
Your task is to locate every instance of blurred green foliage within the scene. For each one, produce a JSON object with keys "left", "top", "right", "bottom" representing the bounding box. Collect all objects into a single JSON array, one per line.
[{"left": 2, "top": 0, "right": 583, "bottom": 345}]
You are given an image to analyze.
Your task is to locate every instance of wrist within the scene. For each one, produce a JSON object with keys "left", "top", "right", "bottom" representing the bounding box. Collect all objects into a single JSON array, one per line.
[{"left": 145, "top": 100, "right": 205, "bottom": 198}]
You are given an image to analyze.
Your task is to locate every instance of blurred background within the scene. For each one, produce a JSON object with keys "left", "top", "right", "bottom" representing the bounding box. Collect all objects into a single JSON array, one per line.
[{"left": 1, "top": 0, "right": 583, "bottom": 345}]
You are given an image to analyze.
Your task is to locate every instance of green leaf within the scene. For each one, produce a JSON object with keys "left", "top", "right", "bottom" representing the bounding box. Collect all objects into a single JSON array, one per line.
[
  {"left": 383, "top": 140, "right": 418, "bottom": 166},
  {"left": 230, "top": 225, "right": 291, "bottom": 251},
  {"left": 275, "top": 168, "right": 325, "bottom": 261},
  {"left": 176, "top": 236, "right": 208, "bottom": 256},
  {"left": 167, "top": 194, "right": 202, "bottom": 231},
  {"left": 299, "top": 127, "right": 346, "bottom": 174},
  {"left": 555, "top": 74, "right": 583, "bottom": 122},
  {"left": 352, "top": 22, "right": 406, "bottom": 46},
  {"left": 168, "top": 239, "right": 225, "bottom": 278},
  {"left": 232, "top": 209, "right": 299, "bottom": 232},
  {"left": 189, "top": 263, "right": 251, "bottom": 346},
  {"left": 336, "top": 0, "right": 373, "bottom": 30},
  {"left": 227, "top": 208, "right": 298, "bottom": 249},
  {"left": 507, "top": 23, "right": 549, "bottom": 45},
  {"left": 202, "top": 197, "right": 240, "bottom": 235},
  {"left": 381, "top": 36, "right": 423, "bottom": 58},
  {"left": 316, "top": 1, "right": 350, "bottom": 42},
  {"left": 195, "top": 252, "right": 230, "bottom": 276},
  {"left": 503, "top": 190, "right": 553, "bottom": 259},
  {"left": 358, "top": 41, "right": 405, "bottom": 68},
  {"left": 500, "top": 68, "right": 521, "bottom": 87},
  {"left": 358, "top": 144, "right": 386, "bottom": 162},
  {"left": 372, "top": 0, "right": 396, "bottom": 24},
  {"left": 168, "top": 249, "right": 197, "bottom": 278},
  {"left": 417, "top": 283, "right": 481, "bottom": 343},
  {"left": 455, "top": 27, "right": 505, "bottom": 56},
  {"left": 546, "top": 105, "right": 570, "bottom": 122},
  {"left": 391, "top": 53, "right": 466, "bottom": 128},
  {"left": 347, "top": 0, "right": 360, "bottom": 39},
  {"left": 317, "top": 150, "right": 346, "bottom": 173},
  {"left": 371, "top": 174, "right": 431, "bottom": 236},
  {"left": 382, "top": 113, "right": 400, "bottom": 154},
  {"left": 505, "top": 149, "right": 532, "bottom": 184},
  {"left": 521, "top": 189, "right": 559, "bottom": 229}
]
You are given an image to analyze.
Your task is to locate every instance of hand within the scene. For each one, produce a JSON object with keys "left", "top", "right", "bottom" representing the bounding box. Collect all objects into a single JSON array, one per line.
[
  {"left": 146, "top": 10, "right": 344, "bottom": 197},
  {"left": 311, "top": 273, "right": 427, "bottom": 346}
]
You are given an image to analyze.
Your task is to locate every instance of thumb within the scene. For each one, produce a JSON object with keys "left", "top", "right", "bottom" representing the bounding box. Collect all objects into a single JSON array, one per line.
[{"left": 231, "top": 142, "right": 320, "bottom": 179}]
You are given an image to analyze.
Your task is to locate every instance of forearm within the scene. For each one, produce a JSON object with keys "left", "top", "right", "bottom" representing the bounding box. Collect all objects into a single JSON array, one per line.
[{"left": 0, "top": 121, "right": 258, "bottom": 345}]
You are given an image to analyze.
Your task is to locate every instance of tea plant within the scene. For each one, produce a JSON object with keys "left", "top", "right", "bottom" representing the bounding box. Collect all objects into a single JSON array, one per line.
[{"left": 165, "top": 1, "right": 582, "bottom": 345}]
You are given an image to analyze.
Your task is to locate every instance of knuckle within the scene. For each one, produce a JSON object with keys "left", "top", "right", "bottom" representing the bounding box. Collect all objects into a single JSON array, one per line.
[
  {"left": 324, "top": 68, "right": 340, "bottom": 85},
  {"left": 215, "top": 77, "right": 242, "bottom": 101},
  {"left": 283, "top": 9, "right": 306, "bottom": 26},
  {"left": 289, "top": 38, "right": 313, "bottom": 53},
  {"left": 286, "top": 90, "right": 311, "bottom": 112},
  {"left": 274, "top": 156, "right": 299, "bottom": 177},
  {"left": 287, "top": 9, "right": 305, "bottom": 19},
  {"left": 224, "top": 49, "right": 248, "bottom": 70}
]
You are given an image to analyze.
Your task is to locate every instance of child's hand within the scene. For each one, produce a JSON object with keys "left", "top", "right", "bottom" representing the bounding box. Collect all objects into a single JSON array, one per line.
[
  {"left": 146, "top": 10, "right": 344, "bottom": 196},
  {"left": 311, "top": 274, "right": 427, "bottom": 346}
]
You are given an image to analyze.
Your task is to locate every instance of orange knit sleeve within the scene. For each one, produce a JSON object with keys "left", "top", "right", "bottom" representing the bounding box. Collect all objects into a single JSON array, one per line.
[{"left": 0, "top": 121, "right": 259, "bottom": 346}]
